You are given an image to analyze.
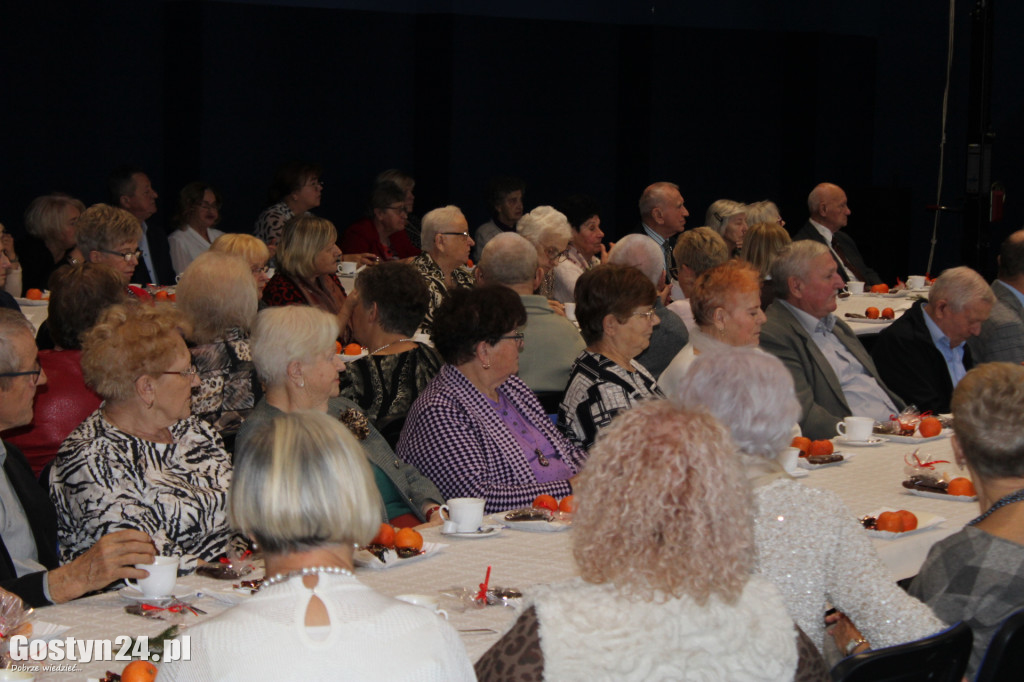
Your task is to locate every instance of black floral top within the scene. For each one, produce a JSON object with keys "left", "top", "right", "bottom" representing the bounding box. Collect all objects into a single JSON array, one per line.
[
  {"left": 411, "top": 253, "right": 475, "bottom": 334},
  {"left": 339, "top": 344, "right": 443, "bottom": 427},
  {"left": 189, "top": 328, "right": 262, "bottom": 433}
]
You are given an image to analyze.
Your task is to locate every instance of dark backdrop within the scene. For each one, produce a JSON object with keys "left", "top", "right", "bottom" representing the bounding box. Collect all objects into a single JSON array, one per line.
[{"left": 2, "top": 0, "right": 1021, "bottom": 281}]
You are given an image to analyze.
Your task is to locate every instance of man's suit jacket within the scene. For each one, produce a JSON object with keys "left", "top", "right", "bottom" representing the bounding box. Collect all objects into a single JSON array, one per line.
[
  {"left": 967, "top": 282, "right": 1024, "bottom": 364},
  {"left": 130, "top": 220, "right": 175, "bottom": 286},
  {"left": 635, "top": 300, "right": 689, "bottom": 379},
  {"left": 759, "top": 301, "right": 904, "bottom": 439},
  {"left": 872, "top": 301, "right": 973, "bottom": 414},
  {"left": 792, "top": 221, "right": 882, "bottom": 286},
  {"left": 631, "top": 225, "right": 680, "bottom": 278},
  {"left": 0, "top": 441, "right": 59, "bottom": 607}
]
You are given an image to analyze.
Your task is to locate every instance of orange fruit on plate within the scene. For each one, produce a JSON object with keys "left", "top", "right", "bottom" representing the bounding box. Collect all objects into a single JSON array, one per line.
[
  {"left": 25, "top": 288, "right": 43, "bottom": 301},
  {"left": 558, "top": 495, "right": 576, "bottom": 513},
  {"left": 335, "top": 341, "right": 343, "bottom": 354},
  {"left": 870, "top": 283, "right": 890, "bottom": 294},
  {"left": 947, "top": 477, "right": 976, "bottom": 497},
  {"left": 896, "top": 510, "right": 918, "bottom": 531},
  {"left": 343, "top": 343, "right": 362, "bottom": 355},
  {"left": 791, "top": 436, "right": 812, "bottom": 457},
  {"left": 122, "top": 659, "right": 158, "bottom": 682},
  {"left": 875, "top": 511, "right": 904, "bottom": 533},
  {"left": 394, "top": 527, "right": 423, "bottom": 551},
  {"left": 154, "top": 289, "right": 169, "bottom": 301},
  {"left": 919, "top": 417, "right": 942, "bottom": 438},
  {"left": 532, "top": 494, "right": 558, "bottom": 512},
  {"left": 881, "top": 307, "right": 895, "bottom": 319},
  {"left": 808, "top": 439, "right": 834, "bottom": 456},
  {"left": 371, "top": 523, "right": 396, "bottom": 548},
  {"left": 865, "top": 307, "right": 880, "bottom": 319}
]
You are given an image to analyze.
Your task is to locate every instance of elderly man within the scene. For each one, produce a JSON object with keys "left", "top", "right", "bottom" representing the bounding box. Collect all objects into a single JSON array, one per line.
[
  {"left": 340, "top": 181, "right": 421, "bottom": 261},
  {"left": 477, "top": 233, "right": 584, "bottom": 394},
  {"left": 759, "top": 240, "right": 903, "bottom": 439},
  {"left": 608, "top": 234, "right": 689, "bottom": 378},
  {"left": 109, "top": 165, "right": 174, "bottom": 286},
  {"left": 412, "top": 205, "right": 475, "bottom": 333},
  {"left": 0, "top": 310, "right": 154, "bottom": 606},
  {"left": 968, "top": 229, "right": 1024, "bottom": 363},
  {"left": 472, "top": 176, "right": 525, "bottom": 262},
  {"left": 667, "top": 227, "right": 731, "bottom": 332},
  {"left": 636, "top": 182, "right": 689, "bottom": 277},
  {"left": 792, "top": 182, "right": 881, "bottom": 286},
  {"left": 872, "top": 267, "right": 993, "bottom": 413}
]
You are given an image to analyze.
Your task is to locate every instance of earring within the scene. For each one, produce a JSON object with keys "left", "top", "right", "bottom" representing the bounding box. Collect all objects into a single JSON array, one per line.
[
  {"left": 298, "top": 379, "right": 305, "bottom": 388},
  {"left": 482, "top": 362, "right": 491, "bottom": 370}
]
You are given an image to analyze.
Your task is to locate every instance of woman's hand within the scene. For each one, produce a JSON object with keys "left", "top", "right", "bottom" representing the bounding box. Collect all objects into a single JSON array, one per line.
[
  {"left": 827, "top": 611, "right": 869, "bottom": 656},
  {"left": 1, "top": 232, "right": 19, "bottom": 269},
  {"left": 598, "top": 243, "right": 610, "bottom": 265},
  {"left": 343, "top": 253, "right": 379, "bottom": 266},
  {"left": 48, "top": 529, "right": 156, "bottom": 603},
  {"left": 547, "top": 300, "right": 566, "bottom": 317}
]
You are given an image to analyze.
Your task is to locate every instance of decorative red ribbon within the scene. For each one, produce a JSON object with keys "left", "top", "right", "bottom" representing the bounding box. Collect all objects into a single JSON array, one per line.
[
  {"left": 905, "top": 452, "right": 951, "bottom": 470},
  {"left": 219, "top": 550, "right": 253, "bottom": 565},
  {"left": 476, "top": 565, "right": 492, "bottom": 603},
  {"left": 141, "top": 603, "right": 199, "bottom": 616}
]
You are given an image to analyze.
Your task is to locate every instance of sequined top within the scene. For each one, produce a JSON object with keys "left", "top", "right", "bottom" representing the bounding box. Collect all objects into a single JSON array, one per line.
[{"left": 753, "top": 478, "right": 945, "bottom": 651}]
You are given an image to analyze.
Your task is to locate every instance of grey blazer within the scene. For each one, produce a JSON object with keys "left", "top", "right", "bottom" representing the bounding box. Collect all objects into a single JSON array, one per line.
[
  {"left": 967, "top": 282, "right": 1024, "bottom": 364},
  {"left": 759, "top": 302, "right": 904, "bottom": 439}
]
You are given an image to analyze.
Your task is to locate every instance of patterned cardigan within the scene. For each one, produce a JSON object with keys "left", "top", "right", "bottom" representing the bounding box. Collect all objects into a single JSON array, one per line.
[{"left": 396, "top": 365, "right": 587, "bottom": 513}]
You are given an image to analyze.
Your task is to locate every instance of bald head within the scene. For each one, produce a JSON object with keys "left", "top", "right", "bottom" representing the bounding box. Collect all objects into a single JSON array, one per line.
[
  {"left": 998, "top": 229, "right": 1024, "bottom": 284},
  {"left": 807, "top": 182, "right": 850, "bottom": 233}
]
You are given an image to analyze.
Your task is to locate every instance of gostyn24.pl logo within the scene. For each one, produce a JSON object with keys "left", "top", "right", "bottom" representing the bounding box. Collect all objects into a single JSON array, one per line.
[{"left": 7, "top": 635, "right": 191, "bottom": 663}]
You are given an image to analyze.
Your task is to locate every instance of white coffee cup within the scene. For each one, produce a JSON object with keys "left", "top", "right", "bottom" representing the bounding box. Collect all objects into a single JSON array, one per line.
[
  {"left": 440, "top": 497, "right": 485, "bottom": 533},
  {"left": 564, "top": 302, "right": 577, "bottom": 321},
  {"left": 127, "top": 555, "right": 179, "bottom": 598},
  {"left": 338, "top": 261, "right": 358, "bottom": 276},
  {"left": 907, "top": 275, "right": 926, "bottom": 290},
  {"left": 395, "top": 593, "right": 449, "bottom": 619},
  {"left": 777, "top": 446, "right": 800, "bottom": 475},
  {"left": 836, "top": 416, "right": 875, "bottom": 442},
  {"left": 846, "top": 280, "right": 865, "bottom": 294}
]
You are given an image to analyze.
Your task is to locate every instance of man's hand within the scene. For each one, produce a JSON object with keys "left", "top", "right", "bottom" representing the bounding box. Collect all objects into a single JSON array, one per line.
[
  {"left": 547, "top": 299, "right": 566, "bottom": 317},
  {"left": 47, "top": 530, "right": 155, "bottom": 604}
]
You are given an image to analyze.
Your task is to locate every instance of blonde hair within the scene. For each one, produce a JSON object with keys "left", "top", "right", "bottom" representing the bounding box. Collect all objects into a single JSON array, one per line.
[
  {"left": 741, "top": 222, "right": 791, "bottom": 278},
  {"left": 211, "top": 233, "right": 270, "bottom": 265},
  {"left": 573, "top": 401, "right": 753, "bottom": 604},
  {"left": 76, "top": 203, "right": 142, "bottom": 255},
  {"left": 81, "top": 303, "right": 190, "bottom": 401},
  {"left": 251, "top": 306, "right": 339, "bottom": 387},
  {"left": 24, "top": 194, "right": 85, "bottom": 245},
  {"left": 231, "top": 411, "right": 381, "bottom": 554},
  {"left": 952, "top": 363, "right": 1024, "bottom": 479},
  {"left": 177, "top": 251, "right": 258, "bottom": 344},
  {"left": 277, "top": 214, "right": 337, "bottom": 279}
]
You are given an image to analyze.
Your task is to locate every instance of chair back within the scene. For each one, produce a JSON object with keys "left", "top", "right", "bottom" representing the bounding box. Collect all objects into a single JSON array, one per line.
[
  {"left": 533, "top": 390, "right": 564, "bottom": 416},
  {"left": 975, "top": 609, "right": 1024, "bottom": 682},
  {"left": 830, "top": 621, "right": 972, "bottom": 682}
]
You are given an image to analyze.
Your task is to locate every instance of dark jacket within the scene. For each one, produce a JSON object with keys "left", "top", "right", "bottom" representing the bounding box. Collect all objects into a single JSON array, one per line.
[{"left": 792, "top": 221, "right": 881, "bottom": 286}]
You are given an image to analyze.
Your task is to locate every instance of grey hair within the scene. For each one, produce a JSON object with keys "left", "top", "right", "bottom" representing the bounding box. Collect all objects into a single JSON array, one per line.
[
  {"left": 0, "top": 310, "right": 35, "bottom": 389},
  {"left": 608, "top": 234, "right": 665, "bottom": 286},
  {"left": 930, "top": 266, "right": 995, "bottom": 312},
  {"left": 478, "top": 232, "right": 538, "bottom": 286},
  {"left": 516, "top": 206, "right": 572, "bottom": 247},
  {"left": 770, "top": 240, "right": 830, "bottom": 300},
  {"left": 421, "top": 205, "right": 466, "bottom": 252},
  {"left": 177, "top": 251, "right": 259, "bottom": 344},
  {"left": 705, "top": 199, "right": 747, "bottom": 236},
  {"left": 251, "top": 306, "right": 339, "bottom": 387},
  {"left": 230, "top": 410, "right": 382, "bottom": 554},
  {"left": 638, "top": 182, "right": 680, "bottom": 217},
  {"left": 669, "top": 347, "right": 800, "bottom": 460},
  {"left": 744, "top": 200, "right": 782, "bottom": 227}
]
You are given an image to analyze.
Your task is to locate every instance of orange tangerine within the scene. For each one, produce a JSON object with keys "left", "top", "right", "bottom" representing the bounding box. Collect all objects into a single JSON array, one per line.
[
  {"left": 121, "top": 660, "right": 158, "bottom": 682},
  {"left": 343, "top": 343, "right": 362, "bottom": 355},
  {"left": 791, "top": 436, "right": 812, "bottom": 457},
  {"left": 394, "top": 527, "right": 423, "bottom": 551},
  {"left": 532, "top": 494, "right": 558, "bottom": 512},
  {"left": 875, "top": 511, "right": 903, "bottom": 533},
  {"left": 558, "top": 495, "right": 576, "bottom": 513},
  {"left": 919, "top": 417, "right": 942, "bottom": 438},
  {"left": 25, "top": 288, "right": 43, "bottom": 301},
  {"left": 896, "top": 510, "right": 918, "bottom": 531},
  {"left": 865, "top": 307, "right": 880, "bottom": 319},
  {"left": 371, "top": 523, "right": 396, "bottom": 548},
  {"left": 947, "top": 477, "right": 976, "bottom": 497},
  {"left": 808, "top": 439, "right": 834, "bottom": 456}
]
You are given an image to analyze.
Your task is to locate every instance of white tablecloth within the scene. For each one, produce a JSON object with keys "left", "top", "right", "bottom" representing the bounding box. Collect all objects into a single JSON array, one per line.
[{"left": 834, "top": 290, "right": 926, "bottom": 335}]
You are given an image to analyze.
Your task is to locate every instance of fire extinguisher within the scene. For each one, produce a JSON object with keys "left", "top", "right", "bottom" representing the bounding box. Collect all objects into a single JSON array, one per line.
[{"left": 991, "top": 182, "right": 1005, "bottom": 222}]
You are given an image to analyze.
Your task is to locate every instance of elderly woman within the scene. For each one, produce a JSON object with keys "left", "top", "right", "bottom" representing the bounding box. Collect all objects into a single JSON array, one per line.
[
  {"left": 477, "top": 400, "right": 822, "bottom": 680},
  {"left": 263, "top": 215, "right": 355, "bottom": 336},
  {"left": 398, "top": 286, "right": 587, "bottom": 512},
  {"left": 706, "top": 198, "right": 749, "bottom": 255},
  {"left": 910, "top": 363, "right": 1024, "bottom": 678},
  {"left": 377, "top": 168, "right": 422, "bottom": 249},
  {"left": 341, "top": 262, "right": 443, "bottom": 427},
  {"left": 241, "top": 306, "right": 443, "bottom": 527},
  {"left": 252, "top": 161, "right": 322, "bottom": 247},
  {"left": 162, "top": 411, "right": 473, "bottom": 681},
  {"left": 77, "top": 203, "right": 150, "bottom": 299},
  {"left": 5, "top": 263, "right": 123, "bottom": 476},
  {"left": 667, "top": 226, "right": 730, "bottom": 329},
  {"left": 558, "top": 264, "right": 663, "bottom": 450},
  {"left": 168, "top": 181, "right": 225, "bottom": 276},
  {"left": 744, "top": 199, "right": 786, "bottom": 228},
  {"left": 410, "top": 205, "right": 475, "bottom": 333},
  {"left": 177, "top": 251, "right": 261, "bottom": 433},
  {"left": 51, "top": 304, "right": 242, "bottom": 570},
  {"left": 340, "top": 181, "right": 421, "bottom": 261},
  {"left": 659, "top": 260, "right": 767, "bottom": 393},
  {"left": 516, "top": 205, "right": 573, "bottom": 299},
  {"left": 552, "top": 194, "right": 606, "bottom": 303},
  {"left": 742, "top": 221, "right": 792, "bottom": 281},
  {"left": 210, "top": 233, "right": 271, "bottom": 300},
  {"left": 672, "top": 348, "right": 945, "bottom": 655},
  {"left": 14, "top": 193, "right": 85, "bottom": 293}
]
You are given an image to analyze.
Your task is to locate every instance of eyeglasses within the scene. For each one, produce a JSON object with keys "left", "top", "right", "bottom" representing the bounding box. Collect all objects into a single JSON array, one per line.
[
  {"left": 304, "top": 178, "right": 323, "bottom": 188},
  {"left": 198, "top": 201, "right": 220, "bottom": 211},
  {"left": 385, "top": 205, "right": 408, "bottom": 215},
  {"left": 0, "top": 363, "right": 42, "bottom": 386},
  {"left": 499, "top": 331, "right": 525, "bottom": 347},
  {"left": 251, "top": 264, "right": 270, "bottom": 275},
  {"left": 441, "top": 231, "right": 471, "bottom": 238},
  {"left": 545, "top": 246, "right": 570, "bottom": 264},
  {"left": 100, "top": 248, "right": 142, "bottom": 262},
  {"left": 162, "top": 365, "right": 199, "bottom": 379},
  {"left": 631, "top": 308, "right": 657, "bottom": 321}
]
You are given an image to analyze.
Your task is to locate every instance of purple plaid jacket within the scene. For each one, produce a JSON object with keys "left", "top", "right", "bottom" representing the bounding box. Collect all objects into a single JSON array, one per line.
[{"left": 396, "top": 365, "right": 587, "bottom": 513}]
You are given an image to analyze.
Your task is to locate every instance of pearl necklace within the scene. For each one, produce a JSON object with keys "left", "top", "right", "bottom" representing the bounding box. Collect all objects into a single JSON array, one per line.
[
  {"left": 967, "top": 487, "right": 1024, "bottom": 526},
  {"left": 261, "top": 565, "right": 353, "bottom": 589},
  {"left": 370, "top": 338, "right": 416, "bottom": 355}
]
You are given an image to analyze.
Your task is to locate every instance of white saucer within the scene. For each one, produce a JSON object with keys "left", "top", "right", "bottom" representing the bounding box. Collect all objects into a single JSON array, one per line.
[
  {"left": 440, "top": 524, "right": 503, "bottom": 539},
  {"left": 337, "top": 350, "right": 368, "bottom": 363},
  {"left": 835, "top": 436, "right": 886, "bottom": 447},
  {"left": 118, "top": 584, "right": 196, "bottom": 603},
  {"left": 785, "top": 468, "right": 809, "bottom": 478}
]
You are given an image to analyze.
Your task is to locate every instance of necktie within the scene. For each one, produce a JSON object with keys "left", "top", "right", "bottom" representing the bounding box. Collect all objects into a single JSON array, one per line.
[{"left": 830, "top": 238, "right": 864, "bottom": 283}]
